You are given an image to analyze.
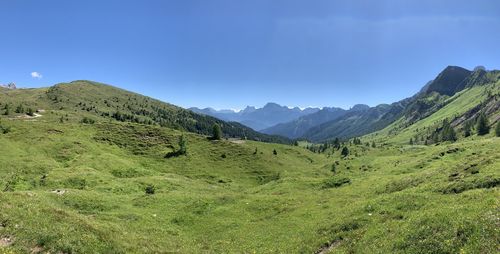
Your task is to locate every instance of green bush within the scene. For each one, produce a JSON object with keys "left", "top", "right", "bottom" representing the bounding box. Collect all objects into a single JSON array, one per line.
[
  {"left": 322, "top": 177, "right": 351, "bottom": 189},
  {"left": 145, "top": 185, "right": 156, "bottom": 195},
  {"left": 81, "top": 117, "right": 95, "bottom": 124}
]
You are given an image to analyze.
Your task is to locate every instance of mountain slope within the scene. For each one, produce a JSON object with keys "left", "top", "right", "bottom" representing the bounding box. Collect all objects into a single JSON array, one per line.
[
  {"left": 0, "top": 80, "right": 290, "bottom": 144},
  {"left": 272, "top": 66, "right": 499, "bottom": 142},
  {"left": 302, "top": 103, "right": 401, "bottom": 141},
  {"left": 368, "top": 79, "right": 500, "bottom": 144},
  {"left": 190, "top": 103, "right": 320, "bottom": 131},
  {"left": 261, "top": 107, "right": 347, "bottom": 138}
]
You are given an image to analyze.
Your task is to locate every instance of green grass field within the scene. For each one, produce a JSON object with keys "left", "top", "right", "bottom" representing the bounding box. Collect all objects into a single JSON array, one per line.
[{"left": 0, "top": 82, "right": 499, "bottom": 253}]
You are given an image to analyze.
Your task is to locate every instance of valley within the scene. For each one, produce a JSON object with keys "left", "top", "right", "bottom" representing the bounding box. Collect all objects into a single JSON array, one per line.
[{"left": 0, "top": 75, "right": 499, "bottom": 253}]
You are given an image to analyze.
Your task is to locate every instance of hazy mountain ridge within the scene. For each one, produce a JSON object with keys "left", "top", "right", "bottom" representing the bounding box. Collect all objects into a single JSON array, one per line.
[{"left": 189, "top": 103, "right": 320, "bottom": 131}]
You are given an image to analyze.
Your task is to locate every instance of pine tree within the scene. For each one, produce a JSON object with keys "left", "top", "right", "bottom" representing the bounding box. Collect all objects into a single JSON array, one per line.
[
  {"left": 440, "top": 119, "right": 457, "bottom": 142},
  {"left": 341, "top": 146, "right": 349, "bottom": 157},
  {"left": 371, "top": 141, "right": 376, "bottom": 148},
  {"left": 476, "top": 114, "right": 490, "bottom": 136},
  {"left": 273, "top": 149, "right": 278, "bottom": 155},
  {"left": 333, "top": 138, "right": 340, "bottom": 149},
  {"left": 212, "top": 123, "right": 222, "bottom": 140},
  {"left": 15, "top": 104, "right": 24, "bottom": 114},
  {"left": 463, "top": 121, "right": 472, "bottom": 137},
  {"left": 3, "top": 104, "right": 10, "bottom": 115},
  {"left": 178, "top": 135, "right": 187, "bottom": 155},
  {"left": 27, "top": 108, "right": 34, "bottom": 117},
  {"left": 495, "top": 121, "right": 500, "bottom": 137},
  {"left": 409, "top": 138, "right": 413, "bottom": 145}
]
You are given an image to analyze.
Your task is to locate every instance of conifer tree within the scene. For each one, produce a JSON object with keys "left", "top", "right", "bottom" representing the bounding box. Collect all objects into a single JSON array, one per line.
[
  {"left": 212, "top": 123, "right": 222, "bottom": 140},
  {"left": 178, "top": 135, "right": 187, "bottom": 155},
  {"left": 341, "top": 146, "right": 349, "bottom": 157},
  {"left": 476, "top": 114, "right": 490, "bottom": 136},
  {"left": 463, "top": 121, "right": 472, "bottom": 137},
  {"left": 495, "top": 121, "right": 500, "bottom": 137},
  {"left": 27, "top": 108, "right": 34, "bottom": 116}
]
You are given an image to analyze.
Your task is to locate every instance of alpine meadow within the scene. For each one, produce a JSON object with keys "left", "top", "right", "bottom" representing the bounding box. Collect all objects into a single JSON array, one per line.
[{"left": 1, "top": 1, "right": 500, "bottom": 254}]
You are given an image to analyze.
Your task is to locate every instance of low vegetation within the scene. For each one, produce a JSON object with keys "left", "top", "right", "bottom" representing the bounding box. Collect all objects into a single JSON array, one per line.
[{"left": 0, "top": 80, "right": 498, "bottom": 253}]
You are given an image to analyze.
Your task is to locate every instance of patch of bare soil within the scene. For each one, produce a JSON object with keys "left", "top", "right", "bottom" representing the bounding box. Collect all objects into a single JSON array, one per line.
[
  {"left": 51, "top": 189, "right": 66, "bottom": 195},
  {"left": 0, "top": 236, "right": 14, "bottom": 247},
  {"left": 229, "top": 139, "right": 246, "bottom": 144}
]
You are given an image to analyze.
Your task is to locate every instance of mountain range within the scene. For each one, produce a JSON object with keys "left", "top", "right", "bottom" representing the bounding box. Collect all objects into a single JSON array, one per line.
[
  {"left": 263, "top": 66, "right": 500, "bottom": 141},
  {"left": 187, "top": 66, "right": 499, "bottom": 143},
  {"left": 189, "top": 103, "right": 320, "bottom": 131}
]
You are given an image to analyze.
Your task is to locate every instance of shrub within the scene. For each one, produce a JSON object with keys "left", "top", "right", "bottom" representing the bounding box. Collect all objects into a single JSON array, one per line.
[
  {"left": 26, "top": 107, "right": 35, "bottom": 116},
  {"left": 0, "top": 125, "right": 11, "bottom": 134},
  {"left": 165, "top": 135, "right": 187, "bottom": 158},
  {"left": 322, "top": 177, "right": 351, "bottom": 189},
  {"left": 81, "top": 117, "right": 95, "bottom": 124},
  {"left": 145, "top": 185, "right": 156, "bottom": 195}
]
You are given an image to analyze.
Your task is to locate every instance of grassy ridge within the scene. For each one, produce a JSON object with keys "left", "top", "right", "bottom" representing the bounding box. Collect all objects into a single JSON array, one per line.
[{"left": 0, "top": 81, "right": 290, "bottom": 144}]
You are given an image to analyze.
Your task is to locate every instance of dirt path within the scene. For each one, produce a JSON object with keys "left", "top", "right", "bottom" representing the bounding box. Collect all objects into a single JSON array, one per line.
[{"left": 229, "top": 139, "right": 246, "bottom": 144}]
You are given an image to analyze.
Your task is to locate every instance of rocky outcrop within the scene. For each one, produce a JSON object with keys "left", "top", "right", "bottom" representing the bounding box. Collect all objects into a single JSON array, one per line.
[{"left": 0, "top": 83, "right": 17, "bottom": 89}]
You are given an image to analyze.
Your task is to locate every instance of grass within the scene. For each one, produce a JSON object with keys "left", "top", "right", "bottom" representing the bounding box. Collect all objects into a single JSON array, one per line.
[
  {"left": 367, "top": 81, "right": 500, "bottom": 145},
  {"left": 0, "top": 82, "right": 499, "bottom": 253}
]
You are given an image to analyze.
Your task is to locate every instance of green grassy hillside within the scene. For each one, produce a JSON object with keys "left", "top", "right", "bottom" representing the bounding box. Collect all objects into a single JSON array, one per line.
[
  {"left": 368, "top": 80, "right": 500, "bottom": 144},
  {"left": 0, "top": 81, "right": 290, "bottom": 144},
  {"left": 0, "top": 82, "right": 499, "bottom": 253}
]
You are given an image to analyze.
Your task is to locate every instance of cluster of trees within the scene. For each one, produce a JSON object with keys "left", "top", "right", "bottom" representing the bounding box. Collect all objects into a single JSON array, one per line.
[
  {"left": 0, "top": 103, "right": 35, "bottom": 116},
  {"left": 304, "top": 136, "right": 375, "bottom": 156},
  {"left": 165, "top": 124, "right": 221, "bottom": 158},
  {"left": 410, "top": 114, "right": 497, "bottom": 145}
]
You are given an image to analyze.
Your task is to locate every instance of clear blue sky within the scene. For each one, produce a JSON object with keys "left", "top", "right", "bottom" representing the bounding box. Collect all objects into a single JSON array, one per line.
[{"left": 1, "top": 0, "right": 500, "bottom": 110}]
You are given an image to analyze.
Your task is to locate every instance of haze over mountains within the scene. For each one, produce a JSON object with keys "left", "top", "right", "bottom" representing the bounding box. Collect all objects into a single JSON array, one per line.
[{"left": 189, "top": 103, "right": 320, "bottom": 131}]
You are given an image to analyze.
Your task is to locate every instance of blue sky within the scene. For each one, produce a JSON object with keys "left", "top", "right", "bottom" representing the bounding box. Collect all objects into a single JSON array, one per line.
[{"left": 1, "top": 0, "right": 500, "bottom": 110}]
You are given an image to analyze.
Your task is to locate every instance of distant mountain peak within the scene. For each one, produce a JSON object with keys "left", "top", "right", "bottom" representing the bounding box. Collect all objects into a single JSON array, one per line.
[
  {"left": 263, "top": 102, "right": 283, "bottom": 109},
  {"left": 0, "top": 82, "right": 17, "bottom": 89},
  {"left": 351, "top": 104, "right": 370, "bottom": 111},
  {"left": 425, "top": 66, "right": 472, "bottom": 96}
]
